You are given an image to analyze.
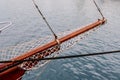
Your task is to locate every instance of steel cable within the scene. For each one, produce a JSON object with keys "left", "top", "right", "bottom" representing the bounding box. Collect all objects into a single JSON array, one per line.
[
  {"left": 32, "top": 0, "right": 58, "bottom": 39},
  {"left": 93, "top": 0, "right": 105, "bottom": 19},
  {"left": 0, "top": 50, "right": 119, "bottom": 63}
]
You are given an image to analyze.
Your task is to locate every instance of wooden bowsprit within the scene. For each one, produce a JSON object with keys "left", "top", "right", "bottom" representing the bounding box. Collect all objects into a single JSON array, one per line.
[{"left": 0, "top": 18, "right": 106, "bottom": 80}]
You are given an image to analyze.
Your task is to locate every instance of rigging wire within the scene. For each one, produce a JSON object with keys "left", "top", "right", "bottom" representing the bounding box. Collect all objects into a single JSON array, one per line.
[
  {"left": 0, "top": 50, "right": 119, "bottom": 73},
  {"left": 32, "top": 0, "right": 58, "bottom": 40},
  {"left": 0, "top": 50, "right": 120, "bottom": 63},
  {"left": 93, "top": 0, "right": 105, "bottom": 19}
]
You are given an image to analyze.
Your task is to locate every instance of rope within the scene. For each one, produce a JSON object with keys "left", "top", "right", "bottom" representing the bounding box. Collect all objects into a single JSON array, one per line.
[
  {"left": 0, "top": 50, "right": 119, "bottom": 63},
  {"left": 0, "top": 50, "right": 119, "bottom": 73},
  {"left": 93, "top": 0, "right": 104, "bottom": 19},
  {"left": 0, "top": 61, "right": 22, "bottom": 73},
  {"left": 0, "top": 21, "right": 12, "bottom": 33},
  {"left": 32, "top": 0, "right": 58, "bottom": 40}
]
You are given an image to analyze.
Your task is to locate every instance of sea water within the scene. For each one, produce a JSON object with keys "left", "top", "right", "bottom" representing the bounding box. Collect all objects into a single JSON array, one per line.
[{"left": 0, "top": 0, "right": 120, "bottom": 80}]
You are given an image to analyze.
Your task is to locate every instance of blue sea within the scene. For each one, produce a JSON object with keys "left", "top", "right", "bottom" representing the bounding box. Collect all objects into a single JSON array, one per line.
[{"left": 0, "top": 0, "right": 120, "bottom": 80}]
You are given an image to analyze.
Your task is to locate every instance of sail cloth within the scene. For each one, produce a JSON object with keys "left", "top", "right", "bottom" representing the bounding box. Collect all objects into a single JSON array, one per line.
[{"left": 0, "top": 19, "right": 106, "bottom": 80}]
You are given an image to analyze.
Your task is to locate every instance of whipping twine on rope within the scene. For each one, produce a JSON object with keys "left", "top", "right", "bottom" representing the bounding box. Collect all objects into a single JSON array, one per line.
[{"left": 0, "top": 21, "right": 12, "bottom": 33}]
